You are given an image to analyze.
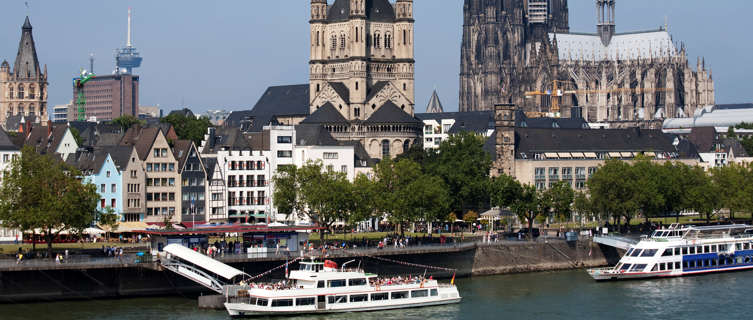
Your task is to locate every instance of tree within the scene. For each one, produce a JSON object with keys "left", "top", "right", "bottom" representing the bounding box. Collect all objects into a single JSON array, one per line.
[
  {"left": 489, "top": 174, "right": 523, "bottom": 209},
  {"left": 545, "top": 181, "right": 575, "bottom": 222},
  {"left": 463, "top": 211, "right": 479, "bottom": 224},
  {"left": 70, "top": 127, "right": 83, "bottom": 146},
  {"left": 111, "top": 115, "right": 145, "bottom": 131},
  {"left": 0, "top": 146, "right": 99, "bottom": 257},
  {"left": 510, "top": 184, "right": 541, "bottom": 240},
  {"left": 348, "top": 174, "right": 377, "bottom": 227},
  {"left": 711, "top": 164, "right": 747, "bottom": 221},
  {"left": 98, "top": 207, "right": 120, "bottom": 242},
  {"left": 631, "top": 158, "right": 665, "bottom": 223},
  {"left": 160, "top": 113, "right": 212, "bottom": 145},
  {"left": 588, "top": 160, "right": 638, "bottom": 230},
  {"left": 424, "top": 131, "right": 491, "bottom": 213},
  {"left": 573, "top": 192, "right": 596, "bottom": 223},
  {"left": 372, "top": 158, "right": 423, "bottom": 235},
  {"left": 272, "top": 161, "right": 351, "bottom": 241},
  {"left": 684, "top": 166, "right": 722, "bottom": 223}
]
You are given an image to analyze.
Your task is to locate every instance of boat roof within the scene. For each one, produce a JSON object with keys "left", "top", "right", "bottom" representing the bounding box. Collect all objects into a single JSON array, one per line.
[{"left": 163, "top": 244, "right": 248, "bottom": 280}]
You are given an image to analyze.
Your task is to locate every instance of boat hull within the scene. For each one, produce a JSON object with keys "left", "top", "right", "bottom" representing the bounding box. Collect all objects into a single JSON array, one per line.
[
  {"left": 588, "top": 264, "right": 753, "bottom": 281},
  {"left": 225, "top": 297, "right": 462, "bottom": 317}
]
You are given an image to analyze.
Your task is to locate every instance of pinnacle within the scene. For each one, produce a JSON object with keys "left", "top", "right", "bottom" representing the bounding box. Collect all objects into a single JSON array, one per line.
[{"left": 22, "top": 16, "right": 32, "bottom": 30}]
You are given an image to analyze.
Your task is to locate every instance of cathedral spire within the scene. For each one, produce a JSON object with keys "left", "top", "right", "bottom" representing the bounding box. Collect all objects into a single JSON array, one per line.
[
  {"left": 425, "top": 90, "right": 444, "bottom": 113},
  {"left": 596, "top": 0, "right": 615, "bottom": 46},
  {"left": 14, "top": 16, "right": 41, "bottom": 79}
]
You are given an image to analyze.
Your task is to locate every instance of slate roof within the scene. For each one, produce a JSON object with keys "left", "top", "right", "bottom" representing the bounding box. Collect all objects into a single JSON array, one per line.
[
  {"left": 364, "top": 101, "right": 420, "bottom": 124},
  {"left": 172, "top": 139, "right": 193, "bottom": 172},
  {"left": 327, "top": 0, "right": 396, "bottom": 23},
  {"left": 425, "top": 90, "right": 444, "bottom": 113},
  {"left": 225, "top": 111, "right": 254, "bottom": 128},
  {"left": 329, "top": 82, "right": 350, "bottom": 104},
  {"left": 202, "top": 127, "right": 253, "bottom": 154},
  {"left": 295, "top": 124, "right": 340, "bottom": 146},
  {"left": 686, "top": 127, "right": 717, "bottom": 153},
  {"left": 24, "top": 125, "right": 69, "bottom": 156},
  {"left": 14, "top": 16, "right": 41, "bottom": 79},
  {"left": 514, "top": 127, "right": 698, "bottom": 159},
  {"left": 247, "top": 84, "right": 310, "bottom": 132},
  {"left": 5, "top": 114, "right": 38, "bottom": 132},
  {"left": 365, "top": 81, "right": 389, "bottom": 104},
  {"left": 246, "top": 130, "right": 271, "bottom": 151},
  {"left": 0, "top": 129, "right": 20, "bottom": 151},
  {"left": 301, "top": 102, "right": 348, "bottom": 124},
  {"left": 65, "top": 148, "right": 108, "bottom": 176},
  {"left": 119, "top": 126, "right": 160, "bottom": 160},
  {"left": 101, "top": 145, "right": 134, "bottom": 170}
]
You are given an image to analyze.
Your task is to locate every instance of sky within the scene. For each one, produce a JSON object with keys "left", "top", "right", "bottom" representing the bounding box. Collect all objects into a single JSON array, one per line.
[{"left": 0, "top": 1, "right": 751, "bottom": 114}]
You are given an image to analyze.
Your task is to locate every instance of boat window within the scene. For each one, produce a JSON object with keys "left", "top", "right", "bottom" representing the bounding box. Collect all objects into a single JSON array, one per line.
[
  {"left": 689, "top": 247, "right": 695, "bottom": 254},
  {"left": 620, "top": 264, "right": 631, "bottom": 271},
  {"left": 317, "top": 281, "right": 325, "bottom": 288},
  {"left": 349, "top": 294, "right": 368, "bottom": 302},
  {"left": 411, "top": 290, "right": 429, "bottom": 298},
  {"left": 659, "top": 263, "right": 665, "bottom": 271},
  {"left": 668, "top": 263, "right": 673, "bottom": 270},
  {"left": 660, "top": 231, "right": 669, "bottom": 237},
  {"left": 712, "top": 259, "right": 718, "bottom": 266},
  {"left": 328, "top": 279, "right": 346, "bottom": 288},
  {"left": 629, "top": 249, "right": 642, "bottom": 257},
  {"left": 271, "top": 299, "right": 293, "bottom": 307},
  {"left": 430, "top": 289, "right": 438, "bottom": 296},
  {"left": 348, "top": 278, "right": 367, "bottom": 286},
  {"left": 640, "top": 249, "right": 658, "bottom": 257},
  {"left": 745, "top": 243, "right": 751, "bottom": 250},
  {"left": 704, "top": 245, "right": 710, "bottom": 253},
  {"left": 371, "top": 292, "right": 389, "bottom": 301},
  {"left": 674, "top": 248, "right": 681, "bottom": 255},
  {"left": 736, "top": 243, "right": 743, "bottom": 251},
  {"left": 391, "top": 291, "right": 409, "bottom": 299},
  {"left": 675, "top": 262, "right": 680, "bottom": 269},
  {"left": 625, "top": 248, "right": 634, "bottom": 256},
  {"left": 682, "top": 247, "right": 688, "bottom": 255},
  {"left": 651, "top": 264, "right": 658, "bottom": 272},
  {"left": 631, "top": 264, "right": 647, "bottom": 272},
  {"left": 295, "top": 297, "right": 315, "bottom": 306},
  {"left": 328, "top": 295, "right": 347, "bottom": 304},
  {"left": 682, "top": 261, "right": 688, "bottom": 269},
  {"left": 257, "top": 298, "right": 268, "bottom": 307},
  {"left": 737, "top": 256, "right": 744, "bottom": 264},
  {"left": 719, "top": 244, "right": 727, "bottom": 251},
  {"left": 661, "top": 249, "right": 673, "bottom": 256}
]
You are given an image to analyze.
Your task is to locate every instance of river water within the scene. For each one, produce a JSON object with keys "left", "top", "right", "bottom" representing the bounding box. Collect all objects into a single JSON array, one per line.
[{"left": 3, "top": 269, "right": 751, "bottom": 320}]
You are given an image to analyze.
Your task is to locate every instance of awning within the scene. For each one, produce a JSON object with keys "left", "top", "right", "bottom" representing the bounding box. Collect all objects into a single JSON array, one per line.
[
  {"left": 584, "top": 152, "right": 597, "bottom": 158},
  {"left": 557, "top": 152, "right": 572, "bottom": 158},
  {"left": 164, "top": 244, "right": 248, "bottom": 281},
  {"left": 620, "top": 152, "right": 633, "bottom": 158},
  {"left": 608, "top": 152, "right": 622, "bottom": 158},
  {"left": 84, "top": 227, "right": 105, "bottom": 235},
  {"left": 180, "top": 221, "right": 207, "bottom": 229},
  {"left": 544, "top": 152, "right": 558, "bottom": 158},
  {"left": 644, "top": 152, "right": 656, "bottom": 157},
  {"left": 571, "top": 152, "right": 585, "bottom": 158},
  {"left": 113, "top": 221, "right": 150, "bottom": 233}
]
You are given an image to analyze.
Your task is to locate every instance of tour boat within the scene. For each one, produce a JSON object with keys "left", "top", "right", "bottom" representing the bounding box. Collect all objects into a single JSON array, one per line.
[
  {"left": 223, "top": 259, "right": 462, "bottom": 317},
  {"left": 588, "top": 224, "right": 753, "bottom": 281}
]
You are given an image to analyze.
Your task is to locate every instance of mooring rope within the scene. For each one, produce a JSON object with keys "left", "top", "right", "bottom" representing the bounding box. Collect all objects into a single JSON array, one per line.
[{"left": 367, "top": 255, "right": 456, "bottom": 272}]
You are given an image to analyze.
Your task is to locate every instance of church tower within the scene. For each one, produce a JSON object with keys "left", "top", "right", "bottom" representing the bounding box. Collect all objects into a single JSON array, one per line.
[
  {"left": 306, "top": 0, "right": 419, "bottom": 159},
  {"left": 0, "top": 16, "right": 49, "bottom": 129},
  {"left": 597, "top": 0, "right": 615, "bottom": 46},
  {"left": 493, "top": 104, "right": 516, "bottom": 178}
]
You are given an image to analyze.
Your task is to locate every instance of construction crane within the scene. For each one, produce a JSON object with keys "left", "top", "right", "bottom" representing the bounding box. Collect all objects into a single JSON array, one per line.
[
  {"left": 73, "top": 69, "right": 95, "bottom": 121},
  {"left": 524, "top": 80, "right": 670, "bottom": 118}
]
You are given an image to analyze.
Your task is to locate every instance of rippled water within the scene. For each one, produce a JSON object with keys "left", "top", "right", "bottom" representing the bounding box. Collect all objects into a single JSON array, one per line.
[{"left": 4, "top": 269, "right": 753, "bottom": 319}]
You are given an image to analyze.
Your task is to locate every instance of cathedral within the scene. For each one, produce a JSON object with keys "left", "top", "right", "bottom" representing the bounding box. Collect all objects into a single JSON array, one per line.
[
  {"left": 306, "top": 0, "right": 420, "bottom": 159},
  {"left": 0, "top": 17, "right": 49, "bottom": 128},
  {"left": 459, "top": 0, "right": 714, "bottom": 126}
]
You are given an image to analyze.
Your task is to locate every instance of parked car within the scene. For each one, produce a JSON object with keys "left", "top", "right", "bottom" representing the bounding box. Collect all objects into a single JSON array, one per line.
[{"left": 515, "top": 228, "right": 540, "bottom": 239}]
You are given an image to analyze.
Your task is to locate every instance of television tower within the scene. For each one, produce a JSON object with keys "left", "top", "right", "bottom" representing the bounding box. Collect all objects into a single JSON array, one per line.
[{"left": 115, "top": 8, "right": 142, "bottom": 74}]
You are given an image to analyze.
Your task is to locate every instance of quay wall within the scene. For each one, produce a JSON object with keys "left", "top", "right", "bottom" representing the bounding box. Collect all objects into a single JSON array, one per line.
[{"left": 0, "top": 240, "right": 621, "bottom": 303}]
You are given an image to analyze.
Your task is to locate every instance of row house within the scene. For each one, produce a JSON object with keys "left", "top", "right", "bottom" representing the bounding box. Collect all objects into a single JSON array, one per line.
[
  {"left": 120, "top": 126, "right": 181, "bottom": 224},
  {"left": 174, "top": 140, "right": 207, "bottom": 227},
  {"left": 0, "top": 129, "right": 21, "bottom": 241},
  {"left": 65, "top": 148, "right": 123, "bottom": 217}
]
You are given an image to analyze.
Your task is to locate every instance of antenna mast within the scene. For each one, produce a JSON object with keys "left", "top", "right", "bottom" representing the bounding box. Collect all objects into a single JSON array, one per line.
[
  {"left": 89, "top": 53, "right": 95, "bottom": 74},
  {"left": 127, "top": 7, "right": 132, "bottom": 47}
]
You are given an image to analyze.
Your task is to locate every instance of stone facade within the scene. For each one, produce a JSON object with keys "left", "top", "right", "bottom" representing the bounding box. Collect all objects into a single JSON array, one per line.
[
  {"left": 0, "top": 17, "right": 48, "bottom": 129},
  {"left": 144, "top": 131, "right": 181, "bottom": 223},
  {"left": 307, "top": 0, "right": 420, "bottom": 159},
  {"left": 459, "top": 0, "right": 714, "bottom": 124}
]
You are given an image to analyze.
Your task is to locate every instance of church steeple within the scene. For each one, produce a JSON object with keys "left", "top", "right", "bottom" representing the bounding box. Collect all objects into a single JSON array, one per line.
[
  {"left": 14, "top": 16, "right": 41, "bottom": 79},
  {"left": 426, "top": 90, "right": 444, "bottom": 113},
  {"left": 596, "top": 0, "right": 615, "bottom": 46}
]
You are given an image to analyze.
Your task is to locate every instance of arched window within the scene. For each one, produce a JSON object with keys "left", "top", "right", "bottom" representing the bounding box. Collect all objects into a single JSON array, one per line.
[
  {"left": 29, "top": 85, "right": 35, "bottom": 99},
  {"left": 331, "top": 34, "right": 337, "bottom": 50},
  {"left": 403, "top": 30, "right": 407, "bottom": 45},
  {"left": 355, "top": 82, "right": 359, "bottom": 90},
  {"left": 19, "top": 104, "right": 25, "bottom": 115},
  {"left": 8, "top": 86, "right": 13, "bottom": 99},
  {"left": 18, "top": 85, "right": 24, "bottom": 99},
  {"left": 381, "top": 140, "right": 390, "bottom": 158},
  {"left": 316, "top": 31, "right": 320, "bottom": 46},
  {"left": 372, "top": 104, "right": 376, "bottom": 110},
  {"left": 403, "top": 140, "right": 410, "bottom": 153},
  {"left": 340, "top": 34, "right": 346, "bottom": 49},
  {"left": 316, "top": 83, "right": 320, "bottom": 92},
  {"left": 374, "top": 33, "right": 381, "bottom": 49},
  {"left": 355, "top": 27, "right": 359, "bottom": 42},
  {"left": 385, "top": 33, "right": 392, "bottom": 49}
]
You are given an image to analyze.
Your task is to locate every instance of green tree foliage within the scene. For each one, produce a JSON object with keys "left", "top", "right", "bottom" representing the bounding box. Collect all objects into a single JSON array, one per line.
[
  {"left": 111, "top": 115, "right": 146, "bottom": 131},
  {"left": 545, "top": 180, "right": 575, "bottom": 222},
  {"left": 424, "top": 131, "right": 491, "bottom": 213},
  {"left": 489, "top": 174, "right": 523, "bottom": 209},
  {"left": 272, "top": 161, "right": 351, "bottom": 240},
  {"left": 463, "top": 211, "right": 479, "bottom": 224},
  {"left": 98, "top": 207, "right": 120, "bottom": 241},
  {"left": 160, "top": 113, "right": 212, "bottom": 145},
  {"left": 573, "top": 192, "right": 596, "bottom": 222},
  {"left": 510, "top": 184, "right": 542, "bottom": 240},
  {"left": 588, "top": 159, "right": 638, "bottom": 228},
  {"left": 711, "top": 164, "right": 747, "bottom": 220},
  {"left": 70, "top": 127, "right": 83, "bottom": 146},
  {"left": 0, "top": 146, "right": 99, "bottom": 257},
  {"left": 684, "top": 166, "right": 722, "bottom": 223}
]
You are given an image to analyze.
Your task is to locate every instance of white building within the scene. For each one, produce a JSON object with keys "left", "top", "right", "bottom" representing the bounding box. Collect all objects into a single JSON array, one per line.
[
  {"left": 0, "top": 129, "right": 20, "bottom": 242},
  {"left": 416, "top": 111, "right": 495, "bottom": 150}
]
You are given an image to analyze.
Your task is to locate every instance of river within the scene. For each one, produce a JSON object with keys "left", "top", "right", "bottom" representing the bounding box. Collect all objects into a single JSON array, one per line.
[{"left": 3, "top": 269, "right": 751, "bottom": 319}]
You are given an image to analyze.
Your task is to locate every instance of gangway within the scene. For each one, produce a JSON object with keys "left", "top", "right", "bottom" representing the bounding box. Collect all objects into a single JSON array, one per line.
[
  {"left": 593, "top": 235, "right": 638, "bottom": 250},
  {"left": 160, "top": 244, "right": 248, "bottom": 294}
]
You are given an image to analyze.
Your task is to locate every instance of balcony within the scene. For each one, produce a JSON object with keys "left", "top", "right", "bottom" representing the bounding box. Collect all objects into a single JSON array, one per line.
[
  {"left": 534, "top": 175, "right": 546, "bottom": 181},
  {"left": 562, "top": 174, "right": 573, "bottom": 181}
]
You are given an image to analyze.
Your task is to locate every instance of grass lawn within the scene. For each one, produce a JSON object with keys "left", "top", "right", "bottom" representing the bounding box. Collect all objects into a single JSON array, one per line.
[{"left": 0, "top": 241, "right": 146, "bottom": 254}]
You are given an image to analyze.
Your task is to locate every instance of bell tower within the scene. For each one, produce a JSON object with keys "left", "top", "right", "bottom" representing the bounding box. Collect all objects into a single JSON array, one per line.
[{"left": 493, "top": 104, "right": 516, "bottom": 178}]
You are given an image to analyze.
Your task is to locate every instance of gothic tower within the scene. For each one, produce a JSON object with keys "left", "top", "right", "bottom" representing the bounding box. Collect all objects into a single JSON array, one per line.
[
  {"left": 596, "top": 0, "right": 615, "bottom": 46},
  {"left": 493, "top": 104, "right": 516, "bottom": 177},
  {"left": 0, "top": 16, "right": 49, "bottom": 129}
]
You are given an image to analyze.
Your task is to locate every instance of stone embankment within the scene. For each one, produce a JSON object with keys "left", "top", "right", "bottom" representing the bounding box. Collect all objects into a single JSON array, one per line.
[{"left": 0, "top": 239, "right": 621, "bottom": 303}]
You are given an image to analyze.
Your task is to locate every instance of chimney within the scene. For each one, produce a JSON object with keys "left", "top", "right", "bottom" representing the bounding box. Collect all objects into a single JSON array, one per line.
[
  {"left": 24, "top": 119, "right": 32, "bottom": 135},
  {"left": 47, "top": 120, "right": 53, "bottom": 137}
]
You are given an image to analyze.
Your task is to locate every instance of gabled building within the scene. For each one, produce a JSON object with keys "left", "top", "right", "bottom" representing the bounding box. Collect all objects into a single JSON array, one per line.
[
  {"left": 174, "top": 140, "right": 207, "bottom": 227},
  {"left": 66, "top": 148, "right": 123, "bottom": 217},
  {"left": 104, "top": 145, "right": 146, "bottom": 222},
  {"left": 120, "top": 126, "right": 180, "bottom": 224},
  {"left": 686, "top": 127, "right": 751, "bottom": 169},
  {"left": 19, "top": 121, "right": 78, "bottom": 160}
]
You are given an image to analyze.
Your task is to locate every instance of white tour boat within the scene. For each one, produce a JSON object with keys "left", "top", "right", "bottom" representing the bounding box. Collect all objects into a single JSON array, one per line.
[
  {"left": 223, "top": 259, "right": 461, "bottom": 317},
  {"left": 588, "top": 224, "right": 753, "bottom": 281}
]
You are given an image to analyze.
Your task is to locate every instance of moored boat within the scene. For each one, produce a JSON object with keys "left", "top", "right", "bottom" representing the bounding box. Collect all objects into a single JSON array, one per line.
[{"left": 588, "top": 224, "right": 753, "bottom": 281}]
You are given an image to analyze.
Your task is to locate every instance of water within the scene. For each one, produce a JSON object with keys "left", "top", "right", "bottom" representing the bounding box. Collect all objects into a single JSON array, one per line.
[{"left": 3, "top": 269, "right": 752, "bottom": 320}]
